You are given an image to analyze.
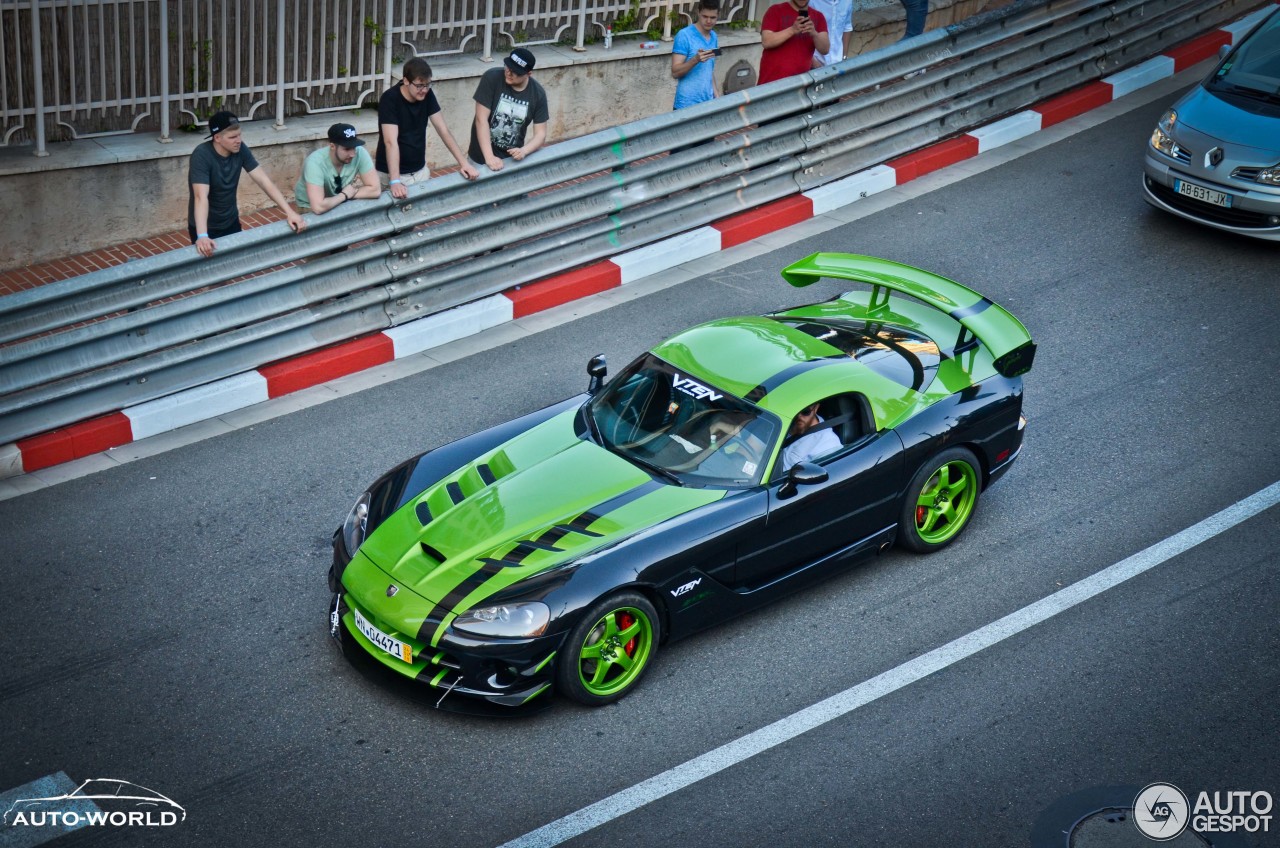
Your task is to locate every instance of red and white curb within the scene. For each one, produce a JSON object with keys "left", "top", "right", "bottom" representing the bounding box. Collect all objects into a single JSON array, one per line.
[{"left": 2, "top": 6, "right": 1272, "bottom": 481}]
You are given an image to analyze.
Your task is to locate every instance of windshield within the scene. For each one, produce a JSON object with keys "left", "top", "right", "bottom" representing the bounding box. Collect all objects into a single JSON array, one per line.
[
  {"left": 588, "top": 354, "right": 779, "bottom": 487},
  {"left": 1209, "top": 12, "right": 1280, "bottom": 102}
]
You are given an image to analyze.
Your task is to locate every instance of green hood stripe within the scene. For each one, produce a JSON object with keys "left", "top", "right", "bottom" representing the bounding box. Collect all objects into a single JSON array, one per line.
[{"left": 412, "top": 477, "right": 669, "bottom": 647}]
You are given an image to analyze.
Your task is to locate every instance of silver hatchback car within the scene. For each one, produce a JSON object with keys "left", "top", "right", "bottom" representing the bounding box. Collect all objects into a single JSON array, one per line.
[{"left": 1142, "top": 8, "right": 1280, "bottom": 240}]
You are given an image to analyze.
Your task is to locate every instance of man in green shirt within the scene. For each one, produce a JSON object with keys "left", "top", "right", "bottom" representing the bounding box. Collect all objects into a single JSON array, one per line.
[{"left": 295, "top": 123, "right": 381, "bottom": 214}]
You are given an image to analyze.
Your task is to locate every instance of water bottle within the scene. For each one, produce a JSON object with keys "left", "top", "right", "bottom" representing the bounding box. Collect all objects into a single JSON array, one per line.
[
  {"left": 604, "top": 24, "right": 613, "bottom": 49},
  {"left": 640, "top": 41, "right": 659, "bottom": 50}
]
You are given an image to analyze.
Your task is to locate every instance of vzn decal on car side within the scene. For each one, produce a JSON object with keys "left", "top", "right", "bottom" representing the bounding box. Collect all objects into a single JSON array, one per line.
[{"left": 670, "top": 577, "right": 703, "bottom": 597}]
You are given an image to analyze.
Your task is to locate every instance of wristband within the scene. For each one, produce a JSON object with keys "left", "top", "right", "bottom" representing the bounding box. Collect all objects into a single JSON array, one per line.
[
  {"left": 197, "top": 233, "right": 209, "bottom": 239},
  {"left": 389, "top": 179, "right": 402, "bottom": 185}
]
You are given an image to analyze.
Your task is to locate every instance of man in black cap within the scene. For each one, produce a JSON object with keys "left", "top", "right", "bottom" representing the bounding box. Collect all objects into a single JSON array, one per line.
[
  {"left": 468, "top": 47, "right": 550, "bottom": 172},
  {"left": 188, "top": 111, "right": 306, "bottom": 258},
  {"left": 375, "top": 57, "right": 478, "bottom": 199},
  {"left": 295, "top": 123, "right": 380, "bottom": 214}
]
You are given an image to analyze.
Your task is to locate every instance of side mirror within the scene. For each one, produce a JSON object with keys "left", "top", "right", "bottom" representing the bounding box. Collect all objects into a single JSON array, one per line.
[
  {"left": 777, "top": 461, "right": 828, "bottom": 499},
  {"left": 587, "top": 354, "right": 607, "bottom": 395}
]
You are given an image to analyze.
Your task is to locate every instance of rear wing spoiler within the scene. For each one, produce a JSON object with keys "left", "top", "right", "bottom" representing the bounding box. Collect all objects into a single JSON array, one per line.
[{"left": 781, "top": 253, "right": 1036, "bottom": 378}]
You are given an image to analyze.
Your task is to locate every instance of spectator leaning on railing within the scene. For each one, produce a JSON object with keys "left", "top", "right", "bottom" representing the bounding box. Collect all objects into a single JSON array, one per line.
[
  {"left": 468, "top": 48, "right": 550, "bottom": 172},
  {"left": 671, "top": 0, "right": 722, "bottom": 110},
  {"left": 757, "top": 0, "right": 829, "bottom": 85},
  {"left": 187, "top": 111, "right": 307, "bottom": 259},
  {"left": 295, "top": 124, "right": 381, "bottom": 214},
  {"left": 376, "top": 57, "right": 479, "bottom": 200}
]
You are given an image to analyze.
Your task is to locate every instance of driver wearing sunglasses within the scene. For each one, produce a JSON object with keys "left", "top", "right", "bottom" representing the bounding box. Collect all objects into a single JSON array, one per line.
[{"left": 781, "top": 402, "right": 842, "bottom": 470}]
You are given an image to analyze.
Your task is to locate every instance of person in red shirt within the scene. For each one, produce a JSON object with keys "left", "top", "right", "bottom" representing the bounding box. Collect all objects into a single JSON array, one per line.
[{"left": 758, "top": 0, "right": 829, "bottom": 85}]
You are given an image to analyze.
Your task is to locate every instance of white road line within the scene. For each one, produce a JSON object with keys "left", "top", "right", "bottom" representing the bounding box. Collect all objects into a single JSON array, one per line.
[
  {"left": 500, "top": 480, "right": 1280, "bottom": 848},
  {"left": 0, "top": 771, "right": 94, "bottom": 848}
]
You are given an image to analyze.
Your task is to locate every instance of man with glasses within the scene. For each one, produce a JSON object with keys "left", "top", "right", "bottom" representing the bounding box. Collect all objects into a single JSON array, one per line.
[
  {"left": 295, "top": 123, "right": 380, "bottom": 214},
  {"left": 781, "top": 402, "right": 842, "bottom": 469},
  {"left": 468, "top": 48, "right": 550, "bottom": 172},
  {"left": 375, "top": 57, "right": 478, "bottom": 199}
]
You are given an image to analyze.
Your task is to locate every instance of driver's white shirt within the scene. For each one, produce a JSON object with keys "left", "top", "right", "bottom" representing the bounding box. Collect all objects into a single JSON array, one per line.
[{"left": 781, "top": 417, "right": 843, "bottom": 469}]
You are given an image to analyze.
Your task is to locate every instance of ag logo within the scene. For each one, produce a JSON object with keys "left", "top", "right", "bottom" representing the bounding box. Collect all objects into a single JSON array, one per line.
[{"left": 1134, "top": 783, "right": 1189, "bottom": 841}]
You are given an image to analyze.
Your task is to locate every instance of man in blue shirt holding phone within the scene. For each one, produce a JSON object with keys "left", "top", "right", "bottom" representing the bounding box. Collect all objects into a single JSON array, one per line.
[{"left": 671, "top": 0, "right": 722, "bottom": 109}]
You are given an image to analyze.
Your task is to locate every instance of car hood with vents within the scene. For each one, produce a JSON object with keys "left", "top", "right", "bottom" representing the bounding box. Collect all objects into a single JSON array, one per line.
[{"left": 346, "top": 408, "right": 724, "bottom": 641}]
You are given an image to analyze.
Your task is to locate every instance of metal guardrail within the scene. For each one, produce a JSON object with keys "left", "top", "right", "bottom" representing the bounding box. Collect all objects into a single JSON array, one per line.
[
  {"left": 0, "top": 0, "right": 760, "bottom": 155},
  {"left": 0, "top": 0, "right": 1262, "bottom": 445}
]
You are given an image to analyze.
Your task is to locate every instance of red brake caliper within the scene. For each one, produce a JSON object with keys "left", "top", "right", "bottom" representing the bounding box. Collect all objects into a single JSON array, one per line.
[
  {"left": 916, "top": 505, "right": 927, "bottom": 526},
  {"left": 618, "top": 612, "right": 637, "bottom": 656}
]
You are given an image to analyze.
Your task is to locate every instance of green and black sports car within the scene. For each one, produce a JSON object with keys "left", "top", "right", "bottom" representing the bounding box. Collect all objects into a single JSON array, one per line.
[{"left": 329, "top": 253, "right": 1035, "bottom": 714}]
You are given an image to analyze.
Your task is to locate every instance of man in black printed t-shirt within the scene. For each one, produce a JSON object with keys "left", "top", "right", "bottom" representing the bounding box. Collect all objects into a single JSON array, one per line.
[
  {"left": 468, "top": 48, "right": 550, "bottom": 172},
  {"left": 375, "top": 57, "right": 477, "bottom": 199}
]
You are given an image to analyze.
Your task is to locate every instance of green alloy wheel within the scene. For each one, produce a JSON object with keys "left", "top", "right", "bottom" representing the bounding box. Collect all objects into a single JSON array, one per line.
[
  {"left": 558, "top": 592, "right": 660, "bottom": 706},
  {"left": 898, "top": 447, "right": 981, "bottom": 553}
]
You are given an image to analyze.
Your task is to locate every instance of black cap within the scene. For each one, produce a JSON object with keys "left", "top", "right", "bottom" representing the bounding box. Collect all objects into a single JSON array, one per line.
[
  {"left": 206, "top": 111, "right": 240, "bottom": 139},
  {"left": 327, "top": 123, "right": 365, "bottom": 148},
  {"left": 504, "top": 47, "right": 536, "bottom": 75}
]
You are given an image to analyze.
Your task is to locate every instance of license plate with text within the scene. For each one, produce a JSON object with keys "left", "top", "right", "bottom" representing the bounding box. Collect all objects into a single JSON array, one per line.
[
  {"left": 353, "top": 608, "right": 414, "bottom": 663},
  {"left": 1174, "top": 179, "right": 1232, "bottom": 208}
]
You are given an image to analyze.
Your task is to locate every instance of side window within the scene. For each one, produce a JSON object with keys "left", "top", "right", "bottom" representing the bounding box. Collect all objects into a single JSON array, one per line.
[{"left": 773, "top": 393, "right": 872, "bottom": 479}]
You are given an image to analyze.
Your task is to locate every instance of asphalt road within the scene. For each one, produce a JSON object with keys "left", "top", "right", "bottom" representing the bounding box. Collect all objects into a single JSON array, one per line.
[{"left": 2, "top": 74, "right": 1277, "bottom": 848}]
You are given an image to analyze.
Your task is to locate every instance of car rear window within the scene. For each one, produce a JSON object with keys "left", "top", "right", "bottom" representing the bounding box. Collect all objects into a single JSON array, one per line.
[{"left": 775, "top": 318, "right": 941, "bottom": 391}]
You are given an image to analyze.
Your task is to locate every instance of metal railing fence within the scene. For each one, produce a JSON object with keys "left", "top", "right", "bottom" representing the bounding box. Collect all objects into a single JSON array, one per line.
[
  {"left": 0, "top": 0, "right": 759, "bottom": 155},
  {"left": 0, "top": 0, "right": 1264, "bottom": 445}
]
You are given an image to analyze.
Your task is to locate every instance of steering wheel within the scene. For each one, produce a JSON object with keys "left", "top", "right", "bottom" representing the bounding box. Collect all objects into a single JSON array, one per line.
[{"left": 720, "top": 431, "right": 764, "bottom": 468}]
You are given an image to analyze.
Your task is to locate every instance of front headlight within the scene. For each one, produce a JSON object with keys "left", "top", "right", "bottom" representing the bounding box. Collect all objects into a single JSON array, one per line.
[
  {"left": 1254, "top": 166, "right": 1280, "bottom": 186},
  {"left": 453, "top": 602, "right": 550, "bottom": 638},
  {"left": 341, "top": 492, "right": 371, "bottom": 556},
  {"left": 1149, "top": 109, "right": 1177, "bottom": 155}
]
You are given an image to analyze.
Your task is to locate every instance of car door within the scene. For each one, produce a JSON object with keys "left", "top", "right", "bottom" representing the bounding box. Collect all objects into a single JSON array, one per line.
[{"left": 732, "top": 429, "right": 905, "bottom": 590}]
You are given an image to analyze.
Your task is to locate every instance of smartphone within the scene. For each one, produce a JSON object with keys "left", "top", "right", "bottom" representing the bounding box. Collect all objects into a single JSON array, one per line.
[
  {"left": 797, "top": 9, "right": 809, "bottom": 17},
  {"left": 711, "top": 48, "right": 723, "bottom": 56}
]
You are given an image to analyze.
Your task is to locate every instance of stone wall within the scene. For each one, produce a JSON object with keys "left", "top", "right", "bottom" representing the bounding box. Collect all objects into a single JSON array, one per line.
[{"left": 0, "top": 0, "right": 1011, "bottom": 270}]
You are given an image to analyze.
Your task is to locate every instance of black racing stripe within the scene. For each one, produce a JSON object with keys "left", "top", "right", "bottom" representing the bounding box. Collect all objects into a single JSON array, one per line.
[
  {"left": 949, "top": 298, "right": 993, "bottom": 321},
  {"left": 586, "top": 479, "right": 664, "bottom": 519},
  {"left": 415, "top": 501, "right": 433, "bottom": 525},
  {"left": 502, "top": 542, "right": 539, "bottom": 566},
  {"left": 567, "top": 513, "right": 605, "bottom": 536},
  {"left": 446, "top": 482, "right": 465, "bottom": 504},
  {"left": 746, "top": 357, "right": 845, "bottom": 403},
  {"left": 535, "top": 525, "right": 572, "bottom": 546},
  {"left": 412, "top": 481, "right": 663, "bottom": 644},
  {"left": 477, "top": 463, "right": 497, "bottom": 485},
  {"left": 415, "top": 560, "right": 506, "bottom": 642},
  {"left": 535, "top": 518, "right": 605, "bottom": 547},
  {"left": 521, "top": 538, "right": 565, "bottom": 553}
]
